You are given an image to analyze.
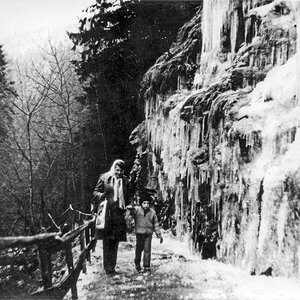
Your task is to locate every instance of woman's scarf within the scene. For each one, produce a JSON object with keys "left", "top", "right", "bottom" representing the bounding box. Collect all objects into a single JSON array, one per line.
[
  {"left": 112, "top": 176, "right": 125, "bottom": 209},
  {"left": 109, "top": 160, "right": 126, "bottom": 209}
]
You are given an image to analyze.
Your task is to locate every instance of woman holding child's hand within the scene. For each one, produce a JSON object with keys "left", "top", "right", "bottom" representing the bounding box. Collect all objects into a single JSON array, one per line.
[{"left": 92, "top": 159, "right": 132, "bottom": 275}]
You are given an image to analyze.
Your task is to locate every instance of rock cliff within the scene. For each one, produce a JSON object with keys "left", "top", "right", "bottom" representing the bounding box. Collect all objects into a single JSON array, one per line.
[{"left": 130, "top": 0, "right": 300, "bottom": 277}]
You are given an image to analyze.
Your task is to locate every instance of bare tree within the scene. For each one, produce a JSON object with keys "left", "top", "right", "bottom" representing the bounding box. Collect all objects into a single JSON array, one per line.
[{"left": 3, "top": 42, "right": 86, "bottom": 233}]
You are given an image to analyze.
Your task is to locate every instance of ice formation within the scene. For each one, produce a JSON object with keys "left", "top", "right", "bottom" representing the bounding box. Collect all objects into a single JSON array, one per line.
[{"left": 131, "top": 0, "right": 300, "bottom": 277}]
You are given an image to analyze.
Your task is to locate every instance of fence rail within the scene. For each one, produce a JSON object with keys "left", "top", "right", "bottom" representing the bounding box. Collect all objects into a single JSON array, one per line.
[
  {"left": 0, "top": 216, "right": 96, "bottom": 300},
  {"left": 0, "top": 232, "right": 60, "bottom": 251}
]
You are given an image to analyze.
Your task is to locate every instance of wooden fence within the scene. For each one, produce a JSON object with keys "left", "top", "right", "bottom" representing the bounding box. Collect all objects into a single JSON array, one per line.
[{"left": 0, "top": 216, "right": 96, "bottom": 300}]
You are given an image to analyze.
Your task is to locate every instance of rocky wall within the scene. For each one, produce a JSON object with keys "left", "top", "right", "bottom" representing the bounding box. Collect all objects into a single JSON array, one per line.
[{"left": 131, "top": 0, "right": 300, "bottom": 277}]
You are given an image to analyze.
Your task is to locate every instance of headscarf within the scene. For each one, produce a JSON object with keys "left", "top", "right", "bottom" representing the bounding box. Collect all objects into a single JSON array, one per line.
[
  {"left": 109, "top": 159, "right": 125, "bottom": 209},
  {"left": 109, "top": 159, "right": 125, "bottom": 173}
]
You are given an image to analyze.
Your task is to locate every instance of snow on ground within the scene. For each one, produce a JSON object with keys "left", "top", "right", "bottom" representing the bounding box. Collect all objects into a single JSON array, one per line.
[
  {"left": 65, "top": 232, "right": 300, "bottom": 300},
  {"left": 158, "top": 234, "right": 300, "bottom": 300}
]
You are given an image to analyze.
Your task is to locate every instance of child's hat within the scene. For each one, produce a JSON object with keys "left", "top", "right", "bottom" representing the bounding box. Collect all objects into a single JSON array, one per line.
[{"left": 139, "top": 193, "right": 152, "bottom": 205}]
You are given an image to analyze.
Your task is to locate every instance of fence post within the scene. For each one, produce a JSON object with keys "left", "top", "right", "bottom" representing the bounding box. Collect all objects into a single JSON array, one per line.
[
  {"left": 38, "top": 244, "right": 52, "bottom": 289},
  {"left": 85, "top": 226, "right": 91, "bottom": 263},
  {"left": 79, "top": 218, "right": 86, "bottom": 274},
  {"left": 62, "top": 223, "right": 78, "bottom": 300}
]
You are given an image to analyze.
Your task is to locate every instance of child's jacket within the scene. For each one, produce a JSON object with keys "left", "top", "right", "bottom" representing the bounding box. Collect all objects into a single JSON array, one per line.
[{"left": 130, "top": 206, "right": 161, "bottom": 235}]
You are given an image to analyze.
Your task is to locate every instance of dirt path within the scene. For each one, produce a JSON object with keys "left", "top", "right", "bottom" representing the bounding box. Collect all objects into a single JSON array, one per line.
[{"left": 64, "top": 234, "right": 300, "bottom": 300}]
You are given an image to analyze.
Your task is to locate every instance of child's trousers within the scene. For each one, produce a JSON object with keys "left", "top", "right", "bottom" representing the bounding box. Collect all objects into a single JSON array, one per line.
[{"left": 135, "top": 233, "right": 152, "bottom": 268}]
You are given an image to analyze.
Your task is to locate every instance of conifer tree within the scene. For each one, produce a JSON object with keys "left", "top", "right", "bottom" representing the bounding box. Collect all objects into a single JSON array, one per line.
[
  {"left": 69, "top": 0, "right": 200, "bottom": 186},
  {"left": 0, "top": 44, "right": 13, "bottom": 137}
]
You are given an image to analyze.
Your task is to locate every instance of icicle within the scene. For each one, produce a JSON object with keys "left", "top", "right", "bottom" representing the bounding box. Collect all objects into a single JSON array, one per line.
[{"left": 293, "top": 1, "right": 300, "bottom": 106}]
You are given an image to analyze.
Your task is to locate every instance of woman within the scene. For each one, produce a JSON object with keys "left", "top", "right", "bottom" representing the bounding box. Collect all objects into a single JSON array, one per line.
[{"left": 92, "top": 159, "right": 131, "bottom": 275}]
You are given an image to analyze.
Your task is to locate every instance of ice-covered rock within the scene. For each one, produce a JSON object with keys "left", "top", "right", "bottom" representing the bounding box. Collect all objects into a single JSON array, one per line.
[{"left": 131, "top": 0, "right": 300, "bottom": 278}]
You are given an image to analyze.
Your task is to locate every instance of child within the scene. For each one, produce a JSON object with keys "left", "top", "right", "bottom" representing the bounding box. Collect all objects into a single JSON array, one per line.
[{"left": 127, "top": 195, "right": 163, "bottom": 272}]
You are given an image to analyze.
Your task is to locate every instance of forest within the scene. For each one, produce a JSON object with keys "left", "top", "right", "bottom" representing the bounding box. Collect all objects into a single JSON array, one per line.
[{"left": 0, "top": 0, "right": 199, "bottom": 237}]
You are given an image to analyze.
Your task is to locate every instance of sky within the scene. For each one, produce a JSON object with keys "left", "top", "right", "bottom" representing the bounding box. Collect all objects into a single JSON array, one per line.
[{"left": 0, "top": 0, "right": 95, "bottom": 59}]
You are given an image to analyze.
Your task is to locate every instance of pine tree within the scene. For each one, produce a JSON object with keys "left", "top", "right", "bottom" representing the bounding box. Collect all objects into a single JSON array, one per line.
[
  {"left": 69, "top": 0, "right": 200, "bottom": 187},
  {"left": 0, "top": 44, "right": 13, "bottom": 137}
]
